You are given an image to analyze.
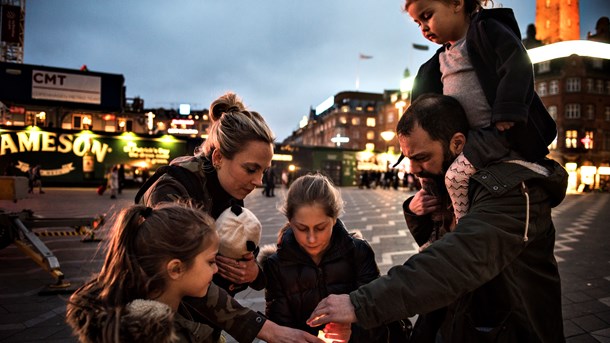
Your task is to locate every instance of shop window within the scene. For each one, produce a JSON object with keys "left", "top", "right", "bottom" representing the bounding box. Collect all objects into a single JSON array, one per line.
[
  {"left": 73, "top": 114, "right": 92, "bottom": 130},
  {"left": 582, "top": 131, "right": 594, "bottom": 149},
  {"left": 565, "top": 104, "right": 581, "bottom": 119},
  {"left": 118, "top": 119, "right": 133, "bottom": 132},
  {"left": 565, "top": 130, "right": 578, "bottom": 149}
]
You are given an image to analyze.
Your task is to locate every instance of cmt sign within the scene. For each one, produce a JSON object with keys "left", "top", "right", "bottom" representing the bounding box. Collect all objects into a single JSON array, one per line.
[{"left": 32, "top": 70, "right": 101, "bottom": 105}]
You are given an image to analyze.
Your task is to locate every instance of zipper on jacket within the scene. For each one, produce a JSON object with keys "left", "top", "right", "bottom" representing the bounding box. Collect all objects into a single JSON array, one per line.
[{"left": 521, "top": 182, "right": 530, "bottom": 242}]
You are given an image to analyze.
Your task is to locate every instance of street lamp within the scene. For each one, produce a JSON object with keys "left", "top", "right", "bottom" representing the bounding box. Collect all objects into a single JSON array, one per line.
[{"left": 380, "top": 130, "right": 396, "bottom": 149}]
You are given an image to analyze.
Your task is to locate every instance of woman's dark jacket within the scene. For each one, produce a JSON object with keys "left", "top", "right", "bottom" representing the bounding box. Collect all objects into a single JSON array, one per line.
[
  {"left": 139, "top": 155, "right": 265, "bottom": 343},
  {"left": 412, "top": 8, "right": 557, "bottom": 167},
  {"left": 262, "top": 219, "right": 387, "bottom": 343}
]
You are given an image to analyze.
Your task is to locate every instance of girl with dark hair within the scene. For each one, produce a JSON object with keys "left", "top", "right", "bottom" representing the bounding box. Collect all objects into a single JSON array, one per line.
[{"left": 67, "top": 202, "right": 219, "bottom": 342}]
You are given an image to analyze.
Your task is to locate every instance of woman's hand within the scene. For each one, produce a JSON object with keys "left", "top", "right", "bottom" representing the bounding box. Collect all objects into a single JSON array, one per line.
[{"left": 215, "top": 252, "right": 259, "bottom": 284}]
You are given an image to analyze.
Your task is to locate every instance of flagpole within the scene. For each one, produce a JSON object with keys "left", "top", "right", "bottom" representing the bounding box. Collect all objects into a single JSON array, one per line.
[
  {"left": 356, "top": 57, "right": 360, "bottom": 90},
  {"left": 356, "top": 53, "right": 373, "bottom": 91}
]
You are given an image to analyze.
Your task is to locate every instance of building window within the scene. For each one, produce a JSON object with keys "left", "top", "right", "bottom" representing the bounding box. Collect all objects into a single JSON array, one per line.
[
  {"left": 366, "top": 117, "right": 376, "bottom": 127},
  {"left": 566, "top": 78, "right": 581, "bottom": 92},
  {"left": 355, "top": 106, "right": 363, "bottom": 112},
  {"left": 353, "top": 130, "right": 360, "bottom": 139},
  {"left": 604, "top": 133, "right": 610, "bottom": 151},
  {"left": 605, "top": 106, "right": 610, "bottom": 121},
  {"left": 607, "top": 81, "right": 610, "bottom": 95},
  {"left": 565, "top": 104, "right": 581, "bottom": 119},
  {"left": 565, "top": 130, "right": 578, "bottom": 149},
  {"left": 73, "top": 114, "right": 92, "bottom": 130},
  {"left": 592, "top": 59, "right": 603, "bottom": 69},
  {"left": 339, "top": 116, "right": 347, "bottom": 125},
  {"left": 537, "top": 61, "right": 551, "bottom": 73},
  {"left": 118, "top": 119, "right": 133, "bottom": 132},
  {"left": 537, "top": 82, "right": 548, "bottom": 96},
  {"left": 586, "top": 78, "right": 594, "bottom": 93},
  {"left": 586, "top": 104, "right": 595, "bottom": 120},
  {"left": 548, "top": 105, "right": 558, "bottom": 120},
  {"left": 351, "top": 117, "right": 360, "bottom": 125},
  {"left": 549, "top": 80, "right": 559, "bottom": 94},
  {"left": 341, "top": 105, "right": 350, "bottom": 112},
  {"left": 388, "top": 112, "right": 395, "bottom": 124},
  {"left": 596, "top": 80, "right": 604, "bottom": 93},
  {"left": 583, "top": 131, "right": 594, "bottom": 149},
  {"left": 366, "top": 130, "right": 375, "bottom": 140}
]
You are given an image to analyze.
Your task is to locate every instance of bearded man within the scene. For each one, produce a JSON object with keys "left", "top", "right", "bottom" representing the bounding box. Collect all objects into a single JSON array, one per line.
[{"left": 307, "top": 94, "right": 568, "bottom": 343}]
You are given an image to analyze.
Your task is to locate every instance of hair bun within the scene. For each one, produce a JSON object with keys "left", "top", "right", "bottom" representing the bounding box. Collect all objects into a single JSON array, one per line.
[{"left": 209, "top": 92, "right": 245, "bottom": 122}]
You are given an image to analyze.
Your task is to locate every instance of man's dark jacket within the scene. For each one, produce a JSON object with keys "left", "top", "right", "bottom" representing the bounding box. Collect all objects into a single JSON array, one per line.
[{"left": 349, "top": 159, "right": 568, "bottom": 342}]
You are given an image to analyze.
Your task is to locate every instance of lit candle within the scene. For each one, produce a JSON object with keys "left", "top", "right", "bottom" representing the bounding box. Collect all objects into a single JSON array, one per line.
[{"left": 317, "top": 330, "right": 334, "bottom": 343}]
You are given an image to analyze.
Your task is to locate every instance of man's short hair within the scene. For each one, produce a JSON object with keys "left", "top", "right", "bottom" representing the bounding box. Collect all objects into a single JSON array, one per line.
[{"left": 396, "top": 94, "right": 469, "bottom": 144}]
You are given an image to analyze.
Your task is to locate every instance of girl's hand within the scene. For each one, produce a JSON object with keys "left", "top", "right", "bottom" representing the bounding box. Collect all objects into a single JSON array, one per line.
[
  {"left": 216, "top": 253, "right": 259, "bottom": 284},
  {"left": 322, "top": 322, "right": 351, "bottom": 342},
  {"left": 495, "top": 121, "right": 514, "bottom": 131}
]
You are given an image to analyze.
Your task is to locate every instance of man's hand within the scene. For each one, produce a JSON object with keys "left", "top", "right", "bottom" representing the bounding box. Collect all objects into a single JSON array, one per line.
[
  {"left": 409, "top": 187, "right": 440, "bottom": 216},
  {"left": 495, "top": 121, "right": 514, "bottom": 131},
  {"left": 306, "top": 294, "right": 357, "bottom": 327},
  {"left": 257, "top": 320, "right": 324, "bottom": 343},
  {"left": 215, "top": 252, "right": 259, "bottom": 284}
]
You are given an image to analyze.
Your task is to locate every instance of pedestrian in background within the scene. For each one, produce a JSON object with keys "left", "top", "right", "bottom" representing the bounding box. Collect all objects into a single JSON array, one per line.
[
  {"left": 27, "top": 164, "right": 44, "bottom": 194},
  {"left": 108, "top": 165, "right": 119, "bottom": 199},
  {"left": 67, "top": 202, "right": 220, "bottom": 342}
]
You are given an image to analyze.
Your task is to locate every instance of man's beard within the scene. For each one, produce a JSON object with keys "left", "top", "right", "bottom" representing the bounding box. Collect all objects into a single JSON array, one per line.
[{"left": 417, "top": 146, "right": 456, "bottom": 199}]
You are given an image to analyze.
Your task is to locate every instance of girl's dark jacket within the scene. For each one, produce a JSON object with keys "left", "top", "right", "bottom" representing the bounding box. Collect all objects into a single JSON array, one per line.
[
  {"left": 139, "top": 155, "right": 265, "bottom": 343},
  {"left": 412, "top": 8, "right": 557, "bottom": 167},
  {"left": 261, "top": 220, "right": 388, "bottom": 343}
]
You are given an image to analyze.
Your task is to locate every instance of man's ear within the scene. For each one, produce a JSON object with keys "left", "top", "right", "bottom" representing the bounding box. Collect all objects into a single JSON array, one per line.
[
  {"left": 449, "top": 132, "right": 466, "bottom": 155},
  {"left": 166, "top": 259, "right": 183, "bottom": 280}
]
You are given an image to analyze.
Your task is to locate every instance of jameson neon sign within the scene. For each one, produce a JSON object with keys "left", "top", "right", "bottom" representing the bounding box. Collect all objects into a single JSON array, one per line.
[{"left": 0, "top": 130, "right": 110, "bottom": 162}]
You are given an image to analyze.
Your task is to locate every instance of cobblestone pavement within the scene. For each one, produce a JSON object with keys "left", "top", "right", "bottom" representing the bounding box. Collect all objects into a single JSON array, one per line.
[{"left": 0, "top": 188, "right": 609, "bottom": 342}]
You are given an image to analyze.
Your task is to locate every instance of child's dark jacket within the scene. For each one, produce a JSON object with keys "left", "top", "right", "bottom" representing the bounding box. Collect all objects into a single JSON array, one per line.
[{"left": 413, "top": 8, "right": 557, "bottom": 167}]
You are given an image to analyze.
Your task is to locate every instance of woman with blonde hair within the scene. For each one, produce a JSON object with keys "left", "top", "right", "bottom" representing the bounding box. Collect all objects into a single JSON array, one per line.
[{"left": 135, "top": 92, "right": 324, "bottom": 343}]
